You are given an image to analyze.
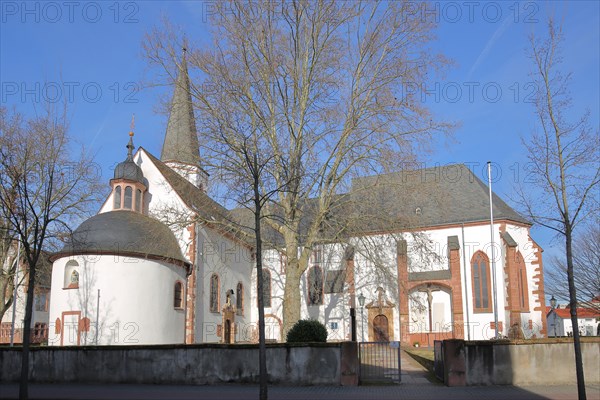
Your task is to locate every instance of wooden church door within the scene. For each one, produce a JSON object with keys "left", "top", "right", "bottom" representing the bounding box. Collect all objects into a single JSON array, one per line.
[{"left": 373, "top": 314, "right": 389, "bottom": 342}]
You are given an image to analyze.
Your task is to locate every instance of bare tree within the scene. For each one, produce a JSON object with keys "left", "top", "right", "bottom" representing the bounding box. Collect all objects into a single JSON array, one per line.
[
  {"left": 0, "top": 105, "right": 102, "bottom": 399},
  {"left": 145, "top": 0, "right": 452, "bottom": 335},
  {"left": 516, "top": 19, "right": 600, "bottom": 400},
  {"left": 545, "top": 223, "right": 600, "bottom": 307}
]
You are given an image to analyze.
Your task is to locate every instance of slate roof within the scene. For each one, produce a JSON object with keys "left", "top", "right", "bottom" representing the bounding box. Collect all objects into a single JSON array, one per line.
[
  {"left": 144, "top": 150, "right": 254, "bottom": 247},
  {"left": 160, "top": 50, "right": 201, "bottom": 166},
  {"left": 346, "top": 164, "right": 530, "bottom": 232},
  {"left": 138, "top": 156, "right": 529, "bottom": 250},
  {"left": 229, "top": 164, "right": 529, "bottom": 247},
  {"left": 52, "top": 210, "right": 189, "bottom": 266}
]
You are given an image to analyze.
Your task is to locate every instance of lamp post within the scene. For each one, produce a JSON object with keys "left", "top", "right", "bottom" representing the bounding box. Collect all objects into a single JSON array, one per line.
[
  {"left": 550, "top": 295, "right": 557, "bottom": 337},
  {"left": 358, "top": 292, "right": 366, "bottom": 342}
]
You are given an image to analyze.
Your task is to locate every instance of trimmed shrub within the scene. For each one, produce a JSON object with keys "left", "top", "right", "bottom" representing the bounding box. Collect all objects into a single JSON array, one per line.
[{"left": 286, "top": 319, "right": 328, "bottom": 343}]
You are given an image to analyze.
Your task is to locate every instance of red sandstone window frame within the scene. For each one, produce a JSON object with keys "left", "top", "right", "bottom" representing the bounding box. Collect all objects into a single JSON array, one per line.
[{"left": 471, "top": 251, "right": 493, "bottom": 313}]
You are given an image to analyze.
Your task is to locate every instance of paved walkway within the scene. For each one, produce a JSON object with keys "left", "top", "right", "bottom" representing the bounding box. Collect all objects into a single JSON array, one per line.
[
  {"left": 400, "top": 348, "right": 434, "bottom": 384},
  {"left": 1, "top": 351, "right": 598, "bottom": 400},
  {"left": 1, "top": 383, "right": 598, "bottom": 400}
]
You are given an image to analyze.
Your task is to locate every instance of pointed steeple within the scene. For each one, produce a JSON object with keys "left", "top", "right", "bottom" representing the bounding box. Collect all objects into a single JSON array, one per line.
[{"left": 161, "top": 44, "right": 201, "bottom": 167}]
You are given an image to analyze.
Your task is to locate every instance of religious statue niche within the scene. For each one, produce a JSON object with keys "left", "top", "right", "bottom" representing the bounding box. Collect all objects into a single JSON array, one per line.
[{"left": 221, "top": 289, "right": 236, "bottom": 344}]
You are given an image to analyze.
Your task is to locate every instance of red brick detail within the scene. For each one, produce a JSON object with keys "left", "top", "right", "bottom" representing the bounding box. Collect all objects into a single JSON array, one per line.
[
  {"left": 79, "top": 317, "right": 91, "bottom": 333},
  {"left": 185, "top": 222, "right": 197, "bottom": 344},
  {"left": 490, "top": 321, "right": 503, "bottom": 332},
  {"left": 501, "top": 227, "right": 521, "bottom": 328},
  {"left": 529, "top": 236, "right": 548, "bottom": 336}
]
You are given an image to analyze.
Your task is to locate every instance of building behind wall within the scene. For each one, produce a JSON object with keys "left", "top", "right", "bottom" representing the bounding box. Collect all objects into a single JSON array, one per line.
[
  {"left": 0, "top": 253, "right": 52, "bottom": 345},
  {"left": 45, "top": 51, "right": 548, "bottom": 346}
]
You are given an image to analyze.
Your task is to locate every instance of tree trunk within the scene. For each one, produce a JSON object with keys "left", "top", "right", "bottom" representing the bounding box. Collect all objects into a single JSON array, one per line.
[
  {"left": 565, "top": 227, "right": 587, "bottom": 400},
  {"left": 19, "top": 258, "right": 35, "bottom": 400},
  {"left": 253, "top": 155, "right": 268, "bottom": 400},
  {"left": 282, "top": 264, "right": 302, "bottom": 338}
]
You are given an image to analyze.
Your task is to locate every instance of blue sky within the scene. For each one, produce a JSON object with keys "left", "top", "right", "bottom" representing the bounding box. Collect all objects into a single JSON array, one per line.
[{"left": 1, "top": 1, "right": 599, "bottom": 256}]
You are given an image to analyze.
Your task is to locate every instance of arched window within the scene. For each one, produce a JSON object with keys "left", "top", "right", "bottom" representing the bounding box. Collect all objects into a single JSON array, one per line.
[
  {"left": 64, "top": 260, "right": 79, "bottom": 289},
  {"left": 113, "top": 186, "right": 121, "bottom": 209},
  {"left": 135, "top": 189, "right": 142, "bottom": 212},
  {"left": 209, "top": 274, "right": 220, "bottom": 313},
  {"left": 236, "top": 282, "right": 243, "bottom": 315},
  {"left": 124, "top": 186, "right": 133, "bottom": 209},
  {"left": 261, "top": 270, "right": 271, "bottom": 308},
  {"left": 516, "top": 252, "right": 530, "bottom": 311},
  {"left": 307, "top": 266, "right": 324, "bottom": 305},
  {"left": 174, "top": 281, "right": 184, "bottom": 309},
  {"left": 472, "top": 251, "right": 492, "bottom": 312}
]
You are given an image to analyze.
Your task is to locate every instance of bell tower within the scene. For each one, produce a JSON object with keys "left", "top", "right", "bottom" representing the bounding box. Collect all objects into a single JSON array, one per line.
[{"left": 161, "top": 44, "right": 208, "bottom": 191}]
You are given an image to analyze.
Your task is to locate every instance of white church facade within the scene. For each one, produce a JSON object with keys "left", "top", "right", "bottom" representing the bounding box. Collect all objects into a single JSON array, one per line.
[{"left": 46, "top": 53, "right": 548, "bottom": 346}]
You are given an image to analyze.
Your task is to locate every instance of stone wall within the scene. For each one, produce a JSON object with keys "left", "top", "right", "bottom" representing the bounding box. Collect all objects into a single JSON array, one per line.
[
  {"left": 437, "top": 338, "right": 600, "bottom": 386},
  {"left": 0, "top": 342, "right": 359, "bottom": 386}
]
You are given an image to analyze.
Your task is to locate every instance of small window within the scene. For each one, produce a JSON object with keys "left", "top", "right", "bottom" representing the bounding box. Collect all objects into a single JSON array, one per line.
[
  {"left": 113, "top": 186, "right": 122, "bottom": 209},
  {"left": 135, "top": 189, "right": 142, "bottom": 212},
  {"left": 124, "top": 186, "right": 133, "bottom": 209},
  {"left": 307, "top": 266, "right": 324, "bottom": 305},
  {"left": 174, "top": 281, "right": 184, "bottom": 309},
  {"left": 33, "top": 322, "right": 48, "bottom": 339},
  {"left": 236, "top": 282, "right": 243, "bottom": 315},
  {"left": 34, "top": 290, "right": 49, "bottom": 312},
  {"left": 210, "top": 274, "right": 220, "bottom": 313}
]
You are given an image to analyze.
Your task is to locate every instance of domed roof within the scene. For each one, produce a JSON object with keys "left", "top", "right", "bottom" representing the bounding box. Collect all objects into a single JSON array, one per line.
[
  {"left": 114, "top": 160, "right": 144, "bottom": 183},
  {"left": 113, "top": 134, "right": 144, "bottom": 184},
  {"left": 52, "top": 211, "right": 189, "bottom": 266}
]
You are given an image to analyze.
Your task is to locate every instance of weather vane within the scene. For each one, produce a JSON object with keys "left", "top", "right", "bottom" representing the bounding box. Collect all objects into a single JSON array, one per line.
[{"left": 129, "top": 114, "right": 135, "bottom": 137}]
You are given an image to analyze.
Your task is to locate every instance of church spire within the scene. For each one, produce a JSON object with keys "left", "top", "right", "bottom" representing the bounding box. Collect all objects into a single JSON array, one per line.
[{"left": 161, "top": 44, "right": 201, "bottom": 167}]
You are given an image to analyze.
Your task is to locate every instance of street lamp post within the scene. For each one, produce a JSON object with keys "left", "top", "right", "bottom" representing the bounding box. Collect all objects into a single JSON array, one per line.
[{"left": 358, "top": 292, "right": 366, "bottom": 342}]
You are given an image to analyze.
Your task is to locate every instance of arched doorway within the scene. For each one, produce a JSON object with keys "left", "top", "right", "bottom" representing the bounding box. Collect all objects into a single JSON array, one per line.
[{"left": 373, "top": 314, "right": 389, "bottom": 342}]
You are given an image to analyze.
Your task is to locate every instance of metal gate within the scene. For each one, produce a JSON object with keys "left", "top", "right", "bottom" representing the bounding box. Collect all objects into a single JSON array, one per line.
[{"left": 358, "top": 342, "right": 401, "bottom": 384}]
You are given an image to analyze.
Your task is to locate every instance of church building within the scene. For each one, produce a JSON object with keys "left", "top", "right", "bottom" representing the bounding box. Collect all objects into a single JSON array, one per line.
[{"left": 47, "top": 53, "right": 548, "bottom": 346}]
